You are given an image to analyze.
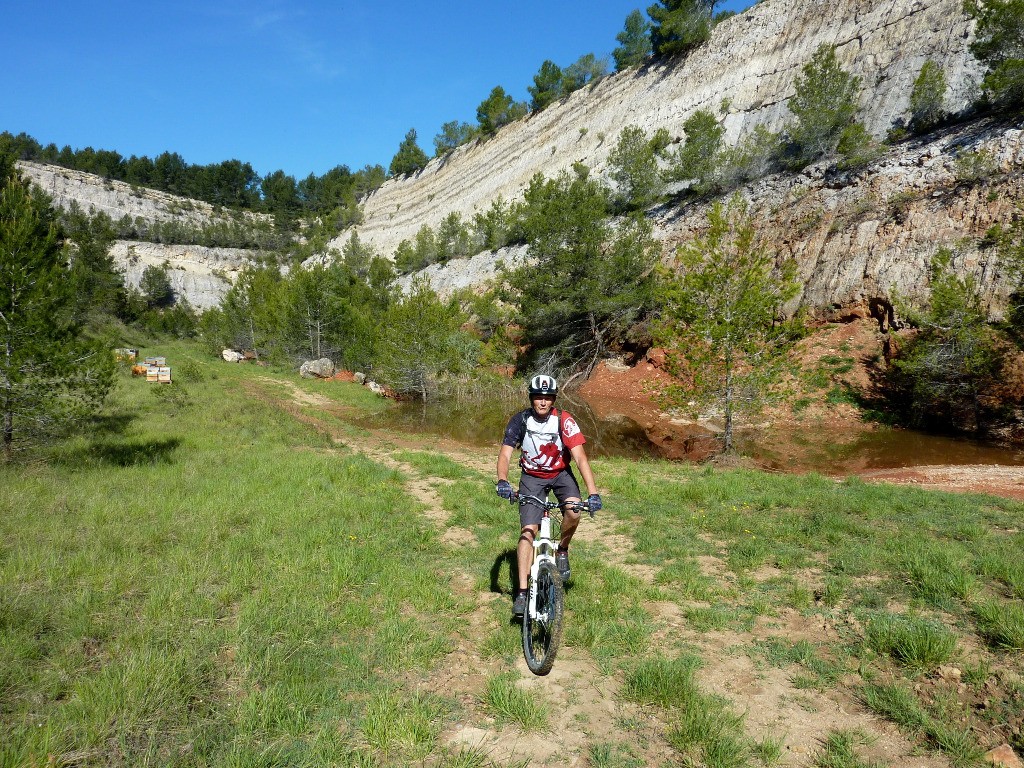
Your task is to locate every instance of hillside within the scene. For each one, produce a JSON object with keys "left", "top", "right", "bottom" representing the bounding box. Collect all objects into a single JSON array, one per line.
[
  {"left": 337, "top": 0, "right": 981, "bottom": 258},
  {"left": 17, "top": 0, "right": 1021, "bottom": 323}
]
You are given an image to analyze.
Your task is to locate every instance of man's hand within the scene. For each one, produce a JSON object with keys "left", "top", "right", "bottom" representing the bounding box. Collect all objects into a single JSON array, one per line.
[
  {"left": 496, "top": 480, "right": 514, "bottom": 499},
  {"left": 587, "top": 494, "right": 602, "bottom": 515}
]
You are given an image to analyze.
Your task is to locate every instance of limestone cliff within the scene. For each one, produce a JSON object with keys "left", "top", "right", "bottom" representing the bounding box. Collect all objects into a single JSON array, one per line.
[
  {"left": 335, "top": 0, "right": 981, "bottom": 260},
  {"left": 16, "top": 161, "right": 267, "bottom": 309}
]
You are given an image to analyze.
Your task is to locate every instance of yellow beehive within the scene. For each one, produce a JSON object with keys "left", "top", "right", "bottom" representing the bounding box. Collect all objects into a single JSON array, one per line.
[
  {"left": 157, "top": 366, "right": 172, "bottom": 383},
  {"left": 146, "top": 367, "right": 159, "bottom": 383}
]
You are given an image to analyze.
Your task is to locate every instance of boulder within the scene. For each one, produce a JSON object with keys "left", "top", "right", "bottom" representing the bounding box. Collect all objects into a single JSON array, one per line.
[
  {"left": 366, "top": 380, "right": 387, "bottom": 396},
  {"left": 986, "top": 746, "right": 1023, "bottom": 768},
  {"left": 222, "top": 349, "right": 243, "bottom": 363},
  {"left": 299, "top": 358, "right": 335, "bottom": 379},
  {"left": 353, "top": 372, "right": 367, "bottom": 384}
]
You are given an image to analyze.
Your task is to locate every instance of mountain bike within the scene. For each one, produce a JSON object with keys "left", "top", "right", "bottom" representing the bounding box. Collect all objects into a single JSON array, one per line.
[{"left": 512, "top": 493, "right": 594, "bottom": 676}]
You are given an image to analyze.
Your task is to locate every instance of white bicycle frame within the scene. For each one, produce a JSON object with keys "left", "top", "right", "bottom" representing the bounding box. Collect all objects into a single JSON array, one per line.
[{"left": 528, "top": 507, "right": 558, "bottom": 621}]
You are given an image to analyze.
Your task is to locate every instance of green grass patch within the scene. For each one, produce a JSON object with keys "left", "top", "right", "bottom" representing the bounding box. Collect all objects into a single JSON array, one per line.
[
  {"left": 0, "top": 352, "right": 459, "bottom": 765},
  {"left": 483, "top": 672, "right": 549, "bottom": 730},
  {"left": 394, "top": 449, "right": 480, "bottom": 480},
  {"left": 972, "top": 599, "right": 1024, "bottom": 650},
  {"left": 813, "top": 730, "right": 887, "bottom": 768},
  {"left": 864, "top": 613, "right": 958, "bottom": 671},
  {"left": 753, "top": 638, "right": 845, "bottom": 689}
]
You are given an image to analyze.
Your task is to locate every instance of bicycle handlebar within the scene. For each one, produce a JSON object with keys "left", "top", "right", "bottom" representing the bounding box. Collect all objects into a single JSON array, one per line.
[{"left": 511, "top": 492, "right": 595, "bottom": 517}]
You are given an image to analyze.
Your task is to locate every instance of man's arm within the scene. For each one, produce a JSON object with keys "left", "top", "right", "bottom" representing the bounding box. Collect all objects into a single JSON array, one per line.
[
  {"left": 569, "top": 444, "right": 598, "bottom": 497},
  {"left": 497, "top": 444, "right": 514, "bottom": 483}
]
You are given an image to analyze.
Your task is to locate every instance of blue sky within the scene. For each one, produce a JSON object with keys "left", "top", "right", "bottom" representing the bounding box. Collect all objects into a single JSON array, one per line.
[{"left": 4, "top": 1, "right": 755, "bottom": 180}]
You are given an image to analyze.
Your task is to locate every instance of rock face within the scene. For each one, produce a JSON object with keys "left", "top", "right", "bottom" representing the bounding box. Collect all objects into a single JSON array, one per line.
[
  {"left": 402, "top": 120, "right": 1024, "bottom": 321},
  {"left": 333, "top": 0, "right": 981, "bottom": 259},
  {"left": 18, "top": 161, "right": 266, "bottom": 310},
  {"left": 112, "top": 241, "right": 253, "bottom": 311},
  {"left": 18, "top": 161, "right": 269, "bottom": 229}
]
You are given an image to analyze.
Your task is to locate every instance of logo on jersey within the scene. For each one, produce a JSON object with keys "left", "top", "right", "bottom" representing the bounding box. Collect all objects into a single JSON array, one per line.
[{"left": 563, "top": 417, "right": 580, "bottom": 438}]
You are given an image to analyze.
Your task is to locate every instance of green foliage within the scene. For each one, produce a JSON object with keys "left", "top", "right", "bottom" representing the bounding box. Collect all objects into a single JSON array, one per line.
[
  {"left": 658, "top": 195, "right": 801, "bottom": 453},
  {"left": 374, "top": 281, "right": 479, "bottom": 400},
  {"left": 614, "top": 9, "right": 654, "bottom": 70},
  {"left": 60, "top": 205, "right": 123, "bottom": 325},
  {"left": 786, "top": 45, "right": 863, "bottom": 168},
  {"left": 483, "top": 672, "right": 549, "bottom": 729},
  {"left": 501, "top": 166, "right": 660, "bottom": 376},
  {"left": 887, "top": 248, "right": 1004, "bottom": 433},
  {"left": 341, "top": 230, "right": 376, "bottom": 277},
  {"left": 953, "top": 148, "right": 999, "bottom": 183},
  {"left": 529, "top": 60, "right": 565, "bottom": 111},
  {"left": 813, "top": 730, "right": 886, "bottom": 768},
  {"left": 433, "top": 121, "right": 477, "bottom": 157},
  {"left": 966, "top": 0, "right": 1024, "bottom": 108},
  {"left": 436, "top": 211, "right": 472, "bottom": 263},
  {"left": 835, "top": 122, "right": 883, "bottom": 171},
  {"left": 561, "top": 53, "right": 608, "bottom": 93},
  {"left": 0, "top": 131, "right": 385, "bottom": 223},
  {"left": 389, "top": 128, "right": 430, "bottom": 177},
  {"left": 668, "top": 108, "right": 726, "bottom": 193},
  {"left": 648, "top": 0, "right": 717, "bottom": 57},
  {"left": 471, "top": 196, "right": 515, "bottom": 251},
  {"left": 140, "top": 263, "right": 175, "bottom": 309},
  {"left": 0, "top": 167, "right": 115, "bottom": 461},
  {"left": 476, "top": 87, "right": 527, "bottom": 136},
  {"left": 608, "top": 125, "right": 665, "bottom": 210},
  {"left": 909, "top": 60, "right": 948, "bottom": 133}
]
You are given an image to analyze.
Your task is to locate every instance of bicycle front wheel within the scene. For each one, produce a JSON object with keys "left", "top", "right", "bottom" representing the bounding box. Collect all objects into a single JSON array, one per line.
[{"left": 522, "top": 559, "right": 564, "bottom": 675}]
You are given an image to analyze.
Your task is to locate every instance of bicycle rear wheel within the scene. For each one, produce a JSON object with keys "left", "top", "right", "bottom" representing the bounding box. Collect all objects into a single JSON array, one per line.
[{"left": 522, "top": 559, "right": 564, "bottom": 675}]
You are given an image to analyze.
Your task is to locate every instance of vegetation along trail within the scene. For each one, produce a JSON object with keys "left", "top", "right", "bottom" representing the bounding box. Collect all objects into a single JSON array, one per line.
[{"left": 3, "top": 351, "right": 1023, "bottom": 767}]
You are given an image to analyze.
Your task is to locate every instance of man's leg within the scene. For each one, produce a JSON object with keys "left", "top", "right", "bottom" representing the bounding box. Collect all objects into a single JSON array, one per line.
[{"left": 517, "top": 525, "right": 539, "bottom": 590}]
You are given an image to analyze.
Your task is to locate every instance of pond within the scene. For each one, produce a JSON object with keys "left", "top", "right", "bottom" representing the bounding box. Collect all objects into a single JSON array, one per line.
[{"left": 356, "top": 393, "right": 1024, "bottom": 475}]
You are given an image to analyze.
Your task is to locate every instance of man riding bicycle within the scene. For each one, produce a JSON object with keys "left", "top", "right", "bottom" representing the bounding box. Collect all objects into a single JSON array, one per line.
[{"left": 496, "top": 375, "right": 602, "bottom": 617}]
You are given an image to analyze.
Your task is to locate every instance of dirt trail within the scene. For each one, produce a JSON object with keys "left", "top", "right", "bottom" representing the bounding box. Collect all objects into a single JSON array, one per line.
[{"left": 252, "top": 377, "right": 954, "bottom": 768}]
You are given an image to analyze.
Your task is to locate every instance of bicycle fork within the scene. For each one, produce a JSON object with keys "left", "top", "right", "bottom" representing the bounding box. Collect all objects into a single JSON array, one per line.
[{"left": 528, "top": 512, "right": 555, "bottom": 621}]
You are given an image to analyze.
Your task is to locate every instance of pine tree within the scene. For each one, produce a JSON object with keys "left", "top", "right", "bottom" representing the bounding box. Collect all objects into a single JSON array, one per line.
[
  {"left": 0, "top": 163, "right": 114, "bottom": 460},
  {"left": 909, "top": 60, "right": 948, "bottom": 133},
  {"left": 648, "top": 0, "right": 717, "bottom": 57},
  {"left": 966, "top": 0, "right": 1024, "bottom": 108},
  {"left": 786, "top": 45, "right": 862, "bottom": 168},
  {"left": 613, "top": 9, "right": 653, "bottom": 70},
  {"left": 388, "top": 129, "right": 429, "bottom": 177}
]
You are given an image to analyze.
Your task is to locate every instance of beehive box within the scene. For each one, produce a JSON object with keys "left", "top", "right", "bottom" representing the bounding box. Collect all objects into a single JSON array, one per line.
[
  {"left": 146, "top": 367, "right": 159, "bottom": 383},
  {"left": 157, "top": 366, "right": 172, "bottom": 383}
]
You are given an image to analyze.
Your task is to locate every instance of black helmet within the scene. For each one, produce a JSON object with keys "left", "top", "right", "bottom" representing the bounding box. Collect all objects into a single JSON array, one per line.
[{"left": 528, "top": 374, "right": 558, "bottom": 397}]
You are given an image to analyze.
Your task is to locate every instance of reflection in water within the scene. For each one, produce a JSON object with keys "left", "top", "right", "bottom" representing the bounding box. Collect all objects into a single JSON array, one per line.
[{"left": 357, "top": 395, "right": 1024, "bottom": 473}]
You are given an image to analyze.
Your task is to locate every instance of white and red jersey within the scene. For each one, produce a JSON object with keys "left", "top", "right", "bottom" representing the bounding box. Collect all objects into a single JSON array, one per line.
[{"left": 502, "top": 407, "right": 586, "bottom": 479}]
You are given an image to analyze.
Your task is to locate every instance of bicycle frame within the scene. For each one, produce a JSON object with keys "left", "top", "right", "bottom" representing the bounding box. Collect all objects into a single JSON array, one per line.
[{"left": 515, "top": 493, "right": 588, "bottom": 619}]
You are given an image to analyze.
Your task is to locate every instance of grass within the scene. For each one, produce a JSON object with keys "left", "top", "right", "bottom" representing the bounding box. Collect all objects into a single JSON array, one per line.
[
  {"left": 5, "top": 341, "right": 1024, "bottom": 767},
  {"left": 483, "top": 673, "right": 549, "bottom": 730},
  {"left": 0, "top": 348, "right": 459, "bottom": 766},
  {"left": 813, "top": 730, "right": 887, "bottom": 768},
  {"left": 864, "top": 613, "right": 958, "bottom": 671},
  {"left": 972, "top": 599, "right": 1024, "bottom": 650},
  {"left": 754, "top": 638, "right": 845, "bottom": 689},
  {"left": 623, "top": 655, "right": 752, "bottom": 768}
]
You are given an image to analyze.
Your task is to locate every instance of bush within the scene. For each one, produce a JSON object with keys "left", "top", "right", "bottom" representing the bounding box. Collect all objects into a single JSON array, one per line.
[
  {"left": 909, "top": 60, "right": 948, "bottom": 133},
  {"left": 785, "top": 45, "right": 862, "bottom": 168}
]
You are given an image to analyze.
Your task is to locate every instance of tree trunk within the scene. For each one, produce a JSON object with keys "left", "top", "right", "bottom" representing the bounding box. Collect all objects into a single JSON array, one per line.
[
  {"left": 2, "top": 338, "right": 11, "bottom": 463},
  {"left": 723, "top": 352, "right": 734, "bottom": 454}
]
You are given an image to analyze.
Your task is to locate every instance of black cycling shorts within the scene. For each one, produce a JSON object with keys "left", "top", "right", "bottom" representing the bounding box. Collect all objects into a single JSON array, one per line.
[{"left": 518, "top": 470, "right": 581, "bottom": 528}]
